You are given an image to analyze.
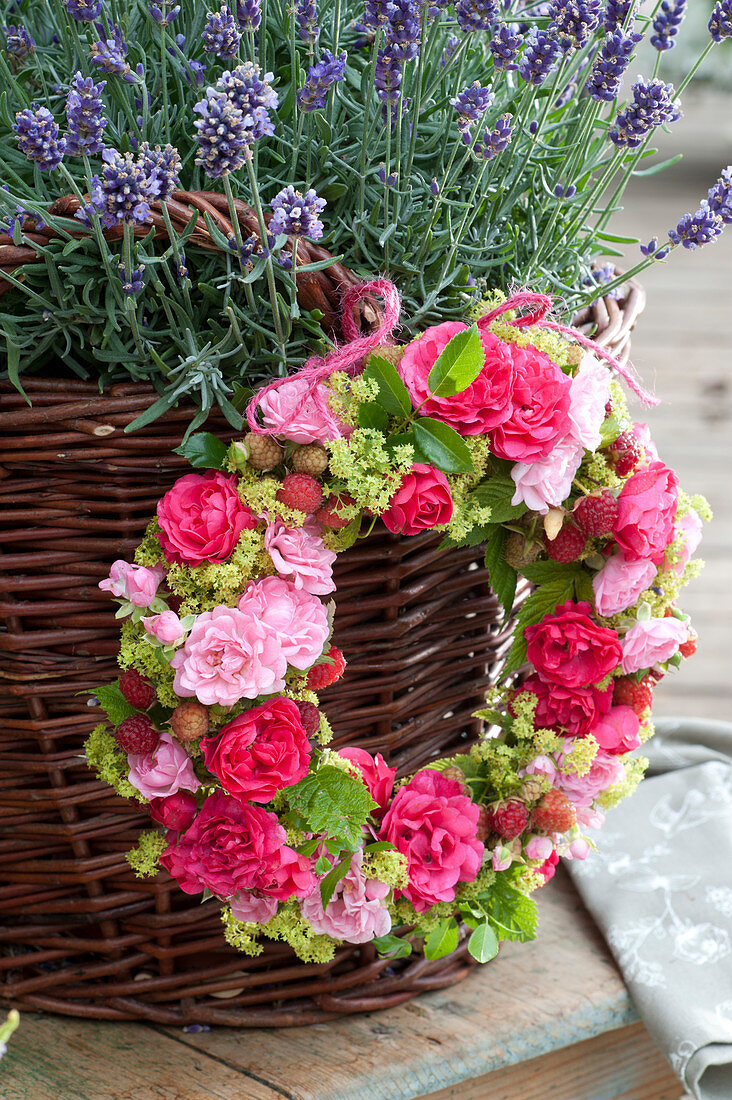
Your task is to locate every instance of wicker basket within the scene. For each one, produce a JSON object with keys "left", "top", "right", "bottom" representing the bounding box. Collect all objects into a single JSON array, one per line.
[{"left": 0, "top": 266, "right": 645, "bottom": 1025}]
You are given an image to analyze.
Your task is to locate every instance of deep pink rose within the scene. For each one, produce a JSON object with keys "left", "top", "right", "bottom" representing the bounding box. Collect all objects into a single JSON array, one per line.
[
  {"left": 300, "top": 849, "right": 392, "bottom": 943},
  {"left": 149, "top": 790, "right": 198, "bottom": 831},
  {"left": 592, "top": 706, "right": 641, "bottom": 755},
  {"left": 556, "top": 746, "right": 625, "bottom": 808},
  {"left": 264, "top": 519, "right": 336, "bottom": 595},
  {"left": 157, "top": 471, "right": 256, "bottom": 566},
  {"left": 381, "top": 463, "right": 453, "bottom": 536},
  {"left": 238, "top": 575, "right": 329, "bottom": 671},
  {"left": 142, "top": 609, "right": 186, "bottom": 646},
  {"left": 490, "top": 348, "right": 572, "bottom": 462},
  {"left": 338, "top": 748, "right": 396, "bottom": 819},
  {"left": 614, "top": 461, "right": 679, "bottom": 565},
  {"left": 127, "top": 730, "right": 201, "bottom": 801},
  {"left": 518, "top": 674, "right": 613, "bottom": 738},
  {"left": 592, "top": 552, "right": 657, "bottom": 617},
  {"left": 256, "top": 376, "right": 347, "bottom": 444},
  {"left": 99, "top": 560, "right": 165, "bottom": 607},
  {"left": 160, "top": 791, "right": 313, "bottom": 899},
  {"left": 525, "top": 600, "right": 623, "bottom": 689},
  {"left": 379, "top": 769, "right": 483, "bottom": 912},
  {"left": 398, "top": 322, "right": 515, "bottom": 435},
  {"left": 201, "top": 698, "right": 311, "bottom": 804},
  {"left": 621, "top": 616, "right": 689, "bottom": 674}
]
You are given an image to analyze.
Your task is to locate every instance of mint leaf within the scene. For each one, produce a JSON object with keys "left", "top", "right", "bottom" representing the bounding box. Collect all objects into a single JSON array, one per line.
[
  {"left": 373, "top": 933, "right": 412, "bottom": 959},
  {"left": 173, "top": 432, "right": 228, "bottom": 469},
  {"left": 483, "top": 526, "right": 518, "bottom": 616},
  {"left": 91, "top": 682, "right": 136, "bottom": 726},
  {"left": 423, "top": 917, "right": 459, "bottom": 960},
  {"left": 481, "top": 877, "right": 538, "bottom": 943},
  {"left": 363, "top": 356, "right": 413, "bottom": 417},
  {"left": 468, "top": 476, "right": 527, "bottom": 523},
  {"left": 501, "top": 576, "right": 576, "bottom": 678},
  {"left": 413, "top": 417, "right": 474, "bottom": 474},
  {"left": 467, "top": 921, "right": 499, "bottom": 963},
  {"left": 287, "top": 765, "right": 377, "bottom": 850},
  {"left": 427, "top": 324, "right": 484, "bottom": 398}
]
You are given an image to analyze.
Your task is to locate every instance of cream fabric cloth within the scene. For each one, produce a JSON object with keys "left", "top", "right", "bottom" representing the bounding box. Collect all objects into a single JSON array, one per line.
[{"left": 567, "top": 718, "right": 732, "bottom": 1100}]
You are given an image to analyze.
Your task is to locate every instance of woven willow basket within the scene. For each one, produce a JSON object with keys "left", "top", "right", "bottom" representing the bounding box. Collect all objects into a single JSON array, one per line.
[{"left": 0, "top": 199, "right": 645, "bottom": 1023}]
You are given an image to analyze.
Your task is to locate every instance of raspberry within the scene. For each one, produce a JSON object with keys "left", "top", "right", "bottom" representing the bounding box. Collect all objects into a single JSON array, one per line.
[
  {"left": 604, "top": 398, "right": 613, "bottom": 418},
  {"left": 442, "top": 765, "right": 469, "bottom": 791},
  {"left": 609, "top": 431, "right": 642, "bottom": 477},
  {"left": 114, "top": 714, "right": 159, "bottom": 754},
  {"left": 292, "top": 444, "right": 329, "bottom": 476},
  {"left": 505, "top": 531, "right": 541, "bottom": 570},
  {"left": 276, "top": 473, "right": 323, "bottom": 515},
  {"left": 679, "top": 632, "right": 697, "bottom": 659},
  {"left": 292, "top": 700, "right": 321, "bottom": 736},
  {"left": 242, "top": 432, "right": 282, "bottom": 471},
  {"left": 370, "top": 344, "right": 404, "bottom": 366},
  {"left": 545, "top": 523, "right": 586, "bottom": 563},
  {"left": 476, "top": 805, "right": 491, "bottom": 843},
  {"left": 574, "top": 491, "right": 618, "bottom": 537},
  {"left": 306, "top": 646, "right": 346, "bottom": 691},
  {"left": 315, "top": 492, "right": 356, "bottom": 529},
  {"left": 485, "top": 799, "right": 530, "bottom": 840},
  {"left": 532, "top": 789, "right": 576, "bottom": 834},
  {"left": 118, "top": 669, "right": 156, "bottom": 710},
  {"left": 613, "top": 675, "right": 654, "bottom": 716},
  {"left": 170, "top": 700, "right": 209, "bottom": 743}
]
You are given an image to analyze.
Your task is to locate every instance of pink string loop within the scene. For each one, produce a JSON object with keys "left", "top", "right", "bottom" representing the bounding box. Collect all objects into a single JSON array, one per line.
[{"left": 478, "top": 292, "right": 553, "bottom": 329}]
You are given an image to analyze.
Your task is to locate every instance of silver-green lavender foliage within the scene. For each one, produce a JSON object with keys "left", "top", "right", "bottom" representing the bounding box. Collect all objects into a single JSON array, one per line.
[{"left": 0, "top": 0, "right": 724, "bottom": 426}]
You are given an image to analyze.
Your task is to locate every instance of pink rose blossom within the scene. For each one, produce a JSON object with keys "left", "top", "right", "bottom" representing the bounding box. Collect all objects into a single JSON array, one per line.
[
  {"left": 256, "top": 376, "right": 347, "bottom": 444},
  {"left": 127, "top": 730, "right": 201, "bottom": 801},
  {"left": 631, "top": 422, "right": 659, "bottom": 464},
  {"left": 170, "top": 605, "right": 288, "bottom": 706},
  {"left": 239, "top": 575, "right": 329, "bottom": 671},
  {"left": 265, "top": 519, "right": 336, "bottom": 596},
  {"left": 381, "top": 463, "right": 453, "bottom": 535},
  {"left": 614, "top": 461, "right": 679, "bottom": 565},
  {"left": 621, "top": 616, "right": 689, "bottom": 674},
  {"left": 538, "top": 850, "right": 560, "bottom": 883},
  {"left": 300, "top": 850, "right": 392, "bottom": 944},
  {"left": 591, "top": 705, "right": 642, "bottom": 755},
  {"left": 142, "top": 609, "right": 186, "bottom": 646},
  {"left": 517, "top": 676, "right": 613, "bottom": 739},
  {"left": 491, "top": 348, "right": 572, "bottom": 462},
  {"left": 576, "top": 805, "right": 605, "bottom": 829},
  {"left": 338, "top": 748, "right": 396, "bottom": 819},
  {"left": 525, "top": 601, "right": 623, "bottom": 689},
  {"left": 524, "top": 835, "right": 554, "bottom": 861},
  {"left": 592, "top": 553, "right": 657, "bottom": 617},
  {"left": 567, "top": 838, "right": 591, "bottom": 860},
  {"left": 520, "top": 754, "right": 558, "bottom": 783},
  {"left": 398, "top": 322, "right": 516, "bottom": 435},
  {"left": 99, "top": 560, "right": 165, "bottom": 608},
  {"left": 556, "top": 746, "right": 625, "bottom": 807},
  {"left": 230, "top": 892, "right": 278, "bottom": 924},
  {"left": 510, "top": 435, "right": 584, "bottom": 514},
  {"left": 567, "top": 354, "right": 611, "bottom": 451},
  {"left": 668, "top": 508, "right": 703, "bottom": 576},
  {"left": 157, "top": 471, "right": 257, "bottom": 567},
  {"left": 149, "top": 791, "right": 198, "bottom": 832}
]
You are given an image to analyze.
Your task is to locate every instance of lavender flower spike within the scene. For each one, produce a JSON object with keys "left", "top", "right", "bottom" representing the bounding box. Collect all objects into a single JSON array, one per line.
[
  {"left": 455, "top": 0, "right": 499, "bottom": 33},
  {"left": 603, "top": 0, "right": 635, "bottom": 31},
  {"left": 709, "top": 0, "right": 732, "bottom": 42},
  {"left": 296, "top": 0, "right": 320, "bottom": 43},
  {"left": 149, "top": 1, "right": 181, "bottom": 25},
  {"left": 270, "top": 185, "right": 326, "bottom": 240},
  {"left": 65, "top": 72, "right": 108, "bottom": 157},
  {"left": 13, "top": 106, "right": 65, "bottom": 171},
  {"left": 217, "top": 62, "right": 279, "bottom": 116},
  {"left": 236, "top": 0, "right": 262, "bottom": 30},
  {"left": 137, "top": 142, "right": 181, "bottom": 201},
  {"left": 193, "top": 88, "right": 253, "bottom": 177},
  {"left": 297, "top": 50, "right": 347, "bottom": 112},
  {"left": 706, "top": 167, "right": 732, "bottom": 224},
  {"left": 650, "top": 0, "right": 687, "bottom": 52},
  {"left": 90, "top": 149, "right": 159, "bottom": 227},
  {"left": 473, "top": 114, "right": 514, "bottom": 161},
  {"left": 549, "top": 0, "right": 602, "bottom": 52},
  {"left": 610, "top": 77, "right": 681, "bottom": 149},
  {"left": 90, "top": 23, "right": 133, "bottom": 79},
  {"left": 65, "top": 0, "right": 103, "bottom": 21},
  {"left": 518, "top": 26, "right": 560, "bottom": 85},
  {"left": 4, "top": 24, "right": 36, "bottom": 64},
  {"left": 451, "top": 82, "right": 495, "bottom": 143},
  {"left": 585, "top": 27, "right": 641, "bottom": 103},
  {"left": 202, "top": 6, "right": 241, "bottom": 59},
  {"left": 489, "top": 23, "right": 522, "bottom": 71},
  {"left": 669, "top": 207, "right": 724, "bottom": 251}
]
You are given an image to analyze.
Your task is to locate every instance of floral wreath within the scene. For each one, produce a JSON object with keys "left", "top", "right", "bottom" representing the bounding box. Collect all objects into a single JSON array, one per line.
[{"left": 88, "top": 280, "right": 707, "bottom": 966}]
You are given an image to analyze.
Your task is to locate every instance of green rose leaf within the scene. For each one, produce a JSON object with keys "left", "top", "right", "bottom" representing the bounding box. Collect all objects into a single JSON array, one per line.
[
  {"left": 483, "top": 526, "right": 518, "bottom": 616},
  {"left": 467, "top": 921, "right": 499, "bottom": 963},
  {"left": 373, "top": 933, "right": 412, "bottom": 959},
  {"left": 358, "top": 401, "right": 389, "bottom": 431},
  {"left": 500, "top": 575, "right": 576, "bottom": 678},
  {"left": 363, "top": 356, "right": 413, "bottom": 418},
  {"left": 427, "top": 324, "right": 485, "bottom": 398},
  {"left": 287, "top": 765, "right": 377, "bottom": 851},
  {"left": 173, "top": 432, "right": 229, "bottom": 470},
  {"left": 469, "top": 476, "right": 527, "bottom": 523},
  {"left": 319, "top": 856, "right": 352, "bottom": 908},
  {"left": 423, "top": 916, "right": 460, "bottom": 960},
  {"left": 413, "top": 417, "right": 475, "bottom": 474}
]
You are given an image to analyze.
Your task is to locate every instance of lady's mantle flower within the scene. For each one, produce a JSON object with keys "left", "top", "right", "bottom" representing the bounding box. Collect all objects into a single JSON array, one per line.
[
  {"left": 13, "top": 106, "right": 65, "bottom": 171},
  {"left": 668, "top": 207, "right": 724, "bottom": 251},
  {"left": 610, "top": 78, "right": 681, "bottom": 148},
  {"left": 709, "top": 0, "right": 732, "bottom": 42},
  {"left": 473, "top": 114, "right": 513, "bottom": 160},
  {"left": 90, "top": 22, "right": 133, "bottom": 79},
  {"left": 270, "top": 186, "right": 326, "bottom": 240},
  {"left": 585, "top": 27, "right": 642, "bottom": 102},
  {"left": 4, "top": 24, "right": 36, "bottom": 64},
  {"left": 451, "top": 82, "right": 494, "bottom": 143},
  {"left": 518, "top": 27, "right": 560, "bottom": 85},
  {"left": 297, "top": 50, "right": 347, "bottom": 111},
  {"left": 455, "top": 0, "right": 499, "bottom": 33},
  {"left": 202, "top": 6, "right": 241, "bottom": 58},
  {"left": 65, "top": 72, "right": 108, "bottom": 157},
  {"left": 66, "top": 0, "right": 103, "bottom": 21},
  {"left": 489, "top": 23, "right": 522, "bottom": 70},
  {"left": 137, "top": 142, "right": 181, "bottom": 201},
  {"left": 193, "top": 88, "right": 253, "bottom": 176},
  {"left": 549, "top": 0, "right": 602, "bottom": 51},
  {"left": 650, "top": 0, "right": 687, "bottom": 51},
  {"left": 89, "top": 148, "right": 160, "bottom": 226},
  {"left": 296, "top": 0, "right": 319, "bottom": 43}
]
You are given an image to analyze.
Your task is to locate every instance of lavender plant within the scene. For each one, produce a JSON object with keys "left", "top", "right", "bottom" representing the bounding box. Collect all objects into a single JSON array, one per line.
[{"left": 0, "top": 0, "right": 729, "bottom": 427}]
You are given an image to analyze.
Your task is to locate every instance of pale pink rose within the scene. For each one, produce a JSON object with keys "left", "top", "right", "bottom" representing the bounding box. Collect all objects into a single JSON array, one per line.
[
  {"left": 256, "top": 376, "right": 347, "bottom": 444},
  {"left": 668, "top": 508, "right": 703, "bottom": 576},
  {"left": 524, "top": 835, "right": 554, "bottom": 861},
  {"left": 265, "top": 519, "right": 336, "bottom": 596},
  {"left": 127, "top": 730, "right": 200, "bottom": 801},
  {"left": 238, "top": 575, "right": 329, "bottom": 671},
  {"left": 591, "top": 705, "right": 641, "bottom": 755},
  {"left": 575, "top": 805, "right": 605, "bottom": 829},
  {"left": 556, "top": 746, "right": 625, "bottom": 807},
  {"left": 592, "top": 553, "right": 657, "bottom": 617},
  {"left": 300, "top": 850, "right": 391, "bottom": 944},
  {"left": 520, "top": 755, "right": 558, "bottom": 783},
  {"left": 99, "top": 560, "right": 165, "bottom": 607},
  {"left": 567, "top": 838, "right": 591, "bottom": 860},
  {"left": 621, "top": 616, "right": 689, "bottom": 674},
  {"left": 230, "top": 892, "right": 279, "bottom": 924},
  {"left": 631, "top": 422, "right": 659, "bottom": 464},
  {"left": 143, "top": 610, "right": 186, "bottom": 646},
  {"left": 567, "top": 354, "right": 611, "bottom": 451},
  {"left": 170, "top": 606, "right": 288, "bottom": 706},
  {"left": 510, "top": 435, "right": 585, "bottom": 514}
]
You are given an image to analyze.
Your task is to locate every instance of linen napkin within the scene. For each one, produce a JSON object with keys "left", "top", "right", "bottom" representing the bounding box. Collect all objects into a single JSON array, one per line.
[{"left": 566, "top": 717, "right": 732, "bottom": 1100}]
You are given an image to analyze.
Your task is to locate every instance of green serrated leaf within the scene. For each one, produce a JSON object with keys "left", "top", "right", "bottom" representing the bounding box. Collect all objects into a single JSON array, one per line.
[
  {"left": 521, "top": 561, "right": 582, "bottom": 586},
  {"left": 172, "top": 432, "right": 228, "bottom": 470},
  {"left": 467, "top": 921, "right": 499, "bottom": 963},
  {"left": 363, "top": 356, "right": 413, "bottom": 418},
  {"left": 320, "top": 856, "right": 352, "bottom": 908},
  {"left": 480, "top": 876, "right": 538, "bottom": 943},
  {"left": 423, "top": 917, "right": 459, "bottom": 960},
  {"left": 483, "top": 527, "right": 518, "bottom": 616},
  {"left": 427, "top": 324, "right": 484, "bottom": 398},
  {"left": 373, "top": 933, "right": 412, "bottom": 959},
  {"left": 91, "top": 683, "right": 136, "bottom": 726},
  {"left": 287, "top": 765, "right": 377, "bottom": 850},
  {"left": 413, "top": 417, "right": 474, "bottom": 474},
  {"left": 469, "top": 476, "right": 527, "bottom": 523}
]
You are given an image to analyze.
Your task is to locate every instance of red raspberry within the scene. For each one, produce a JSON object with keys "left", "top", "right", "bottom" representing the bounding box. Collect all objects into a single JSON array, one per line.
[
  {"left": 306, "top": 646, "right": 346, "bottom": 691},
  {"left": 613, "top": 675, "right": 654, "bottom": 716},
  {"left": 476, "top": 805, "right": 491, "bottom": 842},
  {"left": 574, "top": 491, "right": 619, "bottom": 538},
  {"left": 609, "top": 431, "right": 643, "bottom": 477},
  {"left": 679, "top": 632, "right": 697, "bottom": 659},
  {"left": 315, "top": 492, "right": 356, "bottom": 529},
  {"left": 545, "top": 523, "right": 586, "bottom": 563},
  {"left": 604, "top": 398, "right": 613, "bottom": 418},
  {"left": 276, "top": 473, "right": 323, "bottom": 515},
  {"left": 170, "top": 701, "right": 209, "bottom": 743},
  {"left": 532, "top": 789, "right": 576, "bottom": 834},
  {"left": 485, "top": 799, "right": 530, "bottom": 840},
  {"left": 293, "top": 700, "right": 321, "bottom": 736},
  {"left": 114, "top": 714, "right": 159, "bottom": 755},
  {"left": 118, "top": 669, "right": 156, "bottom": 710}
]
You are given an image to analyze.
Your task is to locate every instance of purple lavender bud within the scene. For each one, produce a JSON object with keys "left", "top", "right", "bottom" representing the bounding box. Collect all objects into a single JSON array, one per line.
[
  {"left": 378, "top": 163, "right": 386, "bottom": 182},
  {"left": 297, "top": 49, "right": 347, "bottom": 111},
  {"left": 554, "top": 184, "right": 564, "bottom": 197},
  {"left": 548, "top": 0, "right": 602, "bottom": 51},
  {"left": 90, "top": 22, "right": 133, "bottom": 79},
  {"left": 565, "top": 184, "right": 576, "bottom": 197},
  {"left": 455, "top": 0, "right": 499, "bottom": 33},
  {"left": 668, "top": 206, "right": 724, "bottom": 250},
  {"left": 610, "top": 78, "right": 681, "bottom": 149},
  {"left": 13, "top": 106, "right": 65, "bottom": 170},
  {"left": 529, "top": 119, "right": 538, "bottom": 134},
  {"left": 430, "top": 177, "right": 440, "bottom": 195},
  {"left": 185, "top": 59, "right": 208, "bottom": 86},
  {"left": 192, "top": 88, "right": 254, "bottom": 176},
  {"left": 137, "top": 142, "right": 181, "bottom": 201},
  {"left": 119, "top": 262, "right": 145, "bottom": 295},
  {"left": 603, "top": 0, "right": 635, "bottom": 31},
  {"left": 473, "top": 113, "right": 513, "bottom": 160},
  {"left": 236, "top": 0, "right": 262, "bottom": 29},
  {"left": 706, "top": 166, "right": 732, "bottom": 224},
  {"left": 375, "top": 46, "right": 405, "bottom": 109},
  {"left": 270, "top": 185, "right": 326, "bottom": 240},
  {"left": 451, "top": 82, "right": 494, "bottom": 140},
  {"left": 4, "top": 23, "right": 36, "bottom": 63},
  {"left": 640, "top": 237, "right": 669, "bottom": 259},
  {"left": 65, "top": 0, "right": 103, "bottom": 21},
  {"left": 296, "top": 0, "right": 319, "bottom": 43},
  {"left": 518, "top": 27, "right": 560, "bottom": 85},
  {"left": 65, "top": 72, "right": 108, "bottom": 157},
  {"left": 709, "top": 0, "right": 732, "bottom": 42},
  {"left": 489, "top": 23, "right": 522, "bottom": 70},
  {"left": 441, "top": 34, "right": 460, "bottom": 66},
  {"left": 585, "top": 27, "right": 641, "bottom": 102},
  {"left": 227, "top": 233, "right": 261, "bottom": 264},
  {"left": 202, "top": 6, "right": 241, "bottom": 58},
  {"left": 650, "top": 0, "right": 686, "bottom": 51},
  {"left": 217, "top": 62, "right": 279, "bottom": 116},
  {"left": 90, "top": 148, "right": 159, "bottom": 226},
  {"left": 149, "top": 1, "right": 181, "bottom": 24},
  {"left": 583, "top": 263, "right": 620, "bottom": 297}
]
